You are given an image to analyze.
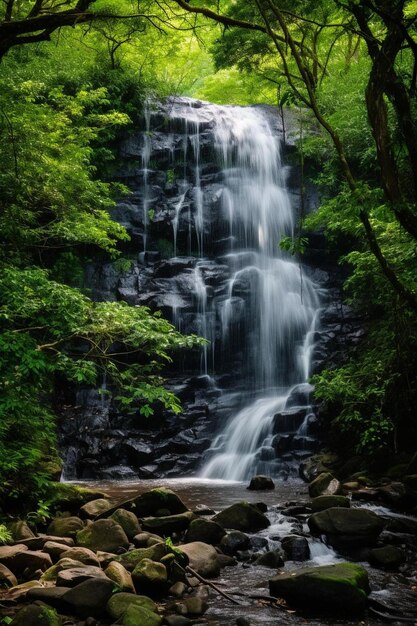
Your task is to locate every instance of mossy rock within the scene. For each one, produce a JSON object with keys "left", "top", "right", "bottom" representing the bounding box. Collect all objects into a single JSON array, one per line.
[
  {"left": 45, "top": 483, "right": 107, "bottom": 513},
  {"left": 105, "top": 561, "right": 135, "bottom": 592},
  {"left": 11, "top": 604, "right": 61, "bottom": 626},
  {"left": 311, "top": 495, "right": 350, "bottom": 512},
  {"left": 79, "top": 498, "right": 112, "bottom": 519},
  {"left": 128, "top": 488, "right": 189, "bottom": 517},
  {"left": 308, "top": 507, "right": 384, "bottom": 547},
  {"left": 76, "top": 519, "right": 129, "bottom": 552},
  {"left": 212, "top": 502, "right": 270, "bottom": 532},
  {"left": 184, "top": 518, "right": 226, "bottom": 545},
  {"left": 115, "top": 542, "right": 169, "bottom": 567},
  {"left": 106, "top": 592, "right": 157, "bottom": 619},
  {"left": 48, "top": 516, "right": 84, "bottom": 538},
  {"left": 142, "top": 512, "right": 195, "bottom": 536},
  {"left": 269, "top": 563, "right": 369, "bottom": 615},
  {"left": 308, "top": 473, "right": 340, "bottom": 498},
  {"left": 384, "top": 464, "right": 409, "bottom": 479},
  {"left": 110, "top": 509, "right": 141, "bottom": 539},
  {"left": 132, "top": 558, "right": 167, "bottom": 587},
  {"left": 123, "top": 604, "right": 162, "bottom": 626}
]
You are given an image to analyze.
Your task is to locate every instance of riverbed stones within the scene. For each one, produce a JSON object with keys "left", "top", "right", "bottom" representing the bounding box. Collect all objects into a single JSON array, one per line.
[
  {"left": 41, "top": 557, "right": 86, "bottom": 582},
  {"left": 255, "top": 550, "right": 285, "bottom": 568},
  {"left": 105, "top": 561, "right": 135, "bottom": 592},
  {"left": 79, "top": 498, "right": 112, "bottom": 519},
  {"left": 281, "top": 535, "right": 310, "bottom": 561},
  {"left": 11, "top": 604, "right": 61, "bottom": 626},
  {"left": 116, "top": 542, "right": 169, "bottom": 568},
  {"left": 133, "top": 531, "right": 164, "bottom": 547},
  {"left": 308, "top": 472, "right": 341, "bottom": 497},
  {"left": 184, "top": 518, "right": 226, "bottom": 545},
  {"left": 0, "top": 563, "right": 18, "bottom": 587},
  {"left": 269, "top": 562, "right": 370, "bottom": 615},
  {"left": 0, "top": 544, "right": 28, "bottom": 570},
  {"left": 219, "top": 531, "right": 251, "bottom": 555},
  {"left": 132, "top": 558, "right": 167, "bottom": 589},
  {"left": 311, "top": 495, "right": 350, "bottom": 512},
  {"left": 76, "top": 519, "right": 129, "bottom": 552},
  {"left": 62, "top": 577, "right": 116, "bottom": 616},
  {"left": 247, "top": 475, "right": 275, "bottom": 490},
  {"left": 56, "top": 565, "right": 108, "bottom": 587},
  {"left": 63, "top": 546, "right": 100, "bottom": 566},
  {"left": 26, "top": 586, "right": 72, "bottom": 611},
  {"left": 308, "top": 507, "right": 384, "bottom": 547},
  {"left": 123, "top": 604, "right": 162, "bottom": 626},
  {"left": 110, "top": 508, "right": 141, "bottom": 539},
  {"left": 106, "top": 592, "right": 157, "bottom": 619},
  {"left": 43, "top": 541, "right": 71, "bottom": 561},
  {"left": 8, "top": 521, "right": 35, "bottom": 542},
  {"left": 126, "top": 488, "right": 189, "bottom": 517},
  {"left": 47, "top": 516, "right": 84, "bottom": 538},
  {"left": 213, "top": 502, "right": 270, "bottom": 532},
  {"left": 179, "top": 542, "right": 220, "bottom": 578},
  {"left": 368, "top": 545, "right": 405, "bottom": 569},
  {"left": 142, "top": 511, "right": 195, "bottom": 535}
]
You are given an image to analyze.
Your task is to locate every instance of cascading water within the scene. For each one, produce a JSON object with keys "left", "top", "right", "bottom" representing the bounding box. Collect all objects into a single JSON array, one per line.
[
  {"left": 163, "top": 99, "right": 322, "bottom": 481},
  {"left": 63, "top": 96, "right": 325, "bottom": 482}
]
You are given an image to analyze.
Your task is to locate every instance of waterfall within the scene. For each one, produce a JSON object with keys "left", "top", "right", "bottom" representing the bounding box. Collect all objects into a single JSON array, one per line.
[
  {"left": 144, "top": 98, "right": 321, "bottom": 481},
  {"left": 60, "top": 97, "right": 326, "bottom": 482}
]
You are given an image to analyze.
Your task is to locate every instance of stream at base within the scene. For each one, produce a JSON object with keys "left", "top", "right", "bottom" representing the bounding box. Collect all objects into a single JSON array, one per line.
[{"left": 74, "top": 478, "right": 417, "bottom": 626}]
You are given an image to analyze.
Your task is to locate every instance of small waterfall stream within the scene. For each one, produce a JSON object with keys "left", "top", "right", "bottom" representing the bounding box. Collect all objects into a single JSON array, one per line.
[{"left": 164, "top": 99, "right": 322, "bottom": 481}]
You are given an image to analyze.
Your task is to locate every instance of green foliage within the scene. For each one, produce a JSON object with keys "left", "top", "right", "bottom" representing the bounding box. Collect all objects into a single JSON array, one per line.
[{"left": 0, "top": 525, "right": 13, "bottom": 545}]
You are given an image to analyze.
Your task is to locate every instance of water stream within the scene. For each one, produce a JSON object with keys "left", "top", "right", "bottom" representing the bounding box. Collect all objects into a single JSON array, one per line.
[{"left": 165, "top": 100, "right": 322, "bottom": 480}]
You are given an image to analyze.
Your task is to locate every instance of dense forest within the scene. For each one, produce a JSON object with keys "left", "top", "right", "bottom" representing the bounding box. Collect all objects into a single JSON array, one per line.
[{"left": 1, "top": 0, "right": 417, "bottom": 507}]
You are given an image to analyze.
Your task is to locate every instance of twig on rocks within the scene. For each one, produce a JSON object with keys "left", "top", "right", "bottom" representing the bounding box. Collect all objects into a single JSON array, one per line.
[{"left": 184, "top": 565, "right": 243, "bottom": 605}]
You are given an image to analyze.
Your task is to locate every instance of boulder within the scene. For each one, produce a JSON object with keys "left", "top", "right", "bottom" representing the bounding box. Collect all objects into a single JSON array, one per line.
[
  {"left": 41, "top": 557, "right": 86, "bottom": 582},
  {"left": 11, "top": 604, "right": 60, "bottom": 626},
  {"left": 308, "top": 473, "right": 341, "bottom": 498},
  {"left": 110, "top": 508, "right": 141, "bottom": 539},
  {"left": 213, "top": 502, "right": 270, "bottom": 532},
  {"left": 179, "top": 542, "right": 220, "bottom": 578},
  {"left": 63, "top": 577, "right": 116, "bottom": 616},
  {"left": 19, "top": 535, "right": 74, "bottom": 550},
  {"left": 4, "top": 549, "right": 52, "bottom": 575},
  {"left": 26, "top": 586, "right": 71, "bottom": 610},
  {"left": 116, "top": 542, "right": 169, "bottom": 568},
  {"left": 56, "top": 565, "right": 108, "bottom": 587},
  {"left": 368, "top": 546, "right": 405, "bottom": 570},
  {"left": 63, "top": 546, "right": 100, "bottom": 566},
  {"left": 269, "top": 563, "right": 370, "bottom": 615},
  {"left": 308, "top": 507, "right": 384, "bottom": 547},
  {"left": 133, "top": 532, "right": 164, "bottom": 548},
  {"left": 76, "top": 519, "right": 129, "bottom": 552},
  {"left": 79, "top": 498, "right": 112, "bottom": 519},
  {"left": 247, "top": 475, "right": 275, "bottom": 490},
  {"left": 132, "top": 558, "right": 167, "bottom": 588},
  {"left": 184, "top": 518, "right": 226, "bottom": 545},
  {"left": 255, "top": 550, "right": 285, "bottom": 568},
  {"left": 0, "top": 544, "right": 28, "bottom": 570},
  {"left": 8, "top": 521, "right": 35, "bottom": 542},
  {"left": 123, "top": 604, "right": 162, "bottom": 626},
  {"left": 47, "top": 517, "right": 84, "bottom": 538},
  {"left": 105, "top": 561, "right": 135, "bottom": 592},
  {"left": 311, "top": 495, "right": 350, "bottom": 512},
  {"left": 43, "top": 541, "right": 71, "bottom": 562},
  {"left": 142, "top": 511, "right": 195, "bottom": 536},
  {"left": 281, "top": 535, "right": 310, "bottom": 561},
  {"left": 219, "top": 531, "right": 250, "bottom": 556},
  {"left": 0, "top": 563, "right": 17, "bottom": 587},
  {"left": 106, "top": 592, "right": 157, "bottom": 619},
  {"left": 120, "top": 488, "right": 188, "bottom": 518}
]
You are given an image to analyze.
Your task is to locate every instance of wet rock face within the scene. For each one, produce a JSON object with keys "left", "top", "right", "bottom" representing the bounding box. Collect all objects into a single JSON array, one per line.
[{"left": 58, "top": 97, "right": 351, "bottom": 480}]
